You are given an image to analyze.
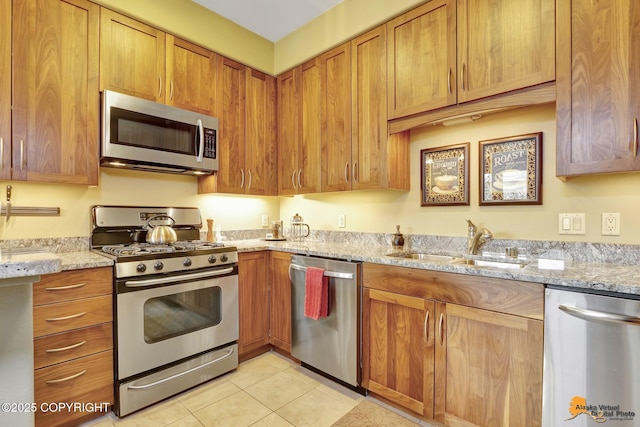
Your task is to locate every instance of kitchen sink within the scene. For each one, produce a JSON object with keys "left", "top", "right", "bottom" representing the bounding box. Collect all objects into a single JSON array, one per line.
[
  {"left": 388, "top": 252, "right": 458, "bottom": 262},
  {"left": 451, "top": 258, "right": 529, "bottom": 269}
]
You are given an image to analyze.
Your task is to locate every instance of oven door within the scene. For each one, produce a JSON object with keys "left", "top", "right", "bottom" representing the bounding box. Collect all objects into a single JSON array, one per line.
[{"left": 116, "top": 266, "right": 238, "bottom": 380}]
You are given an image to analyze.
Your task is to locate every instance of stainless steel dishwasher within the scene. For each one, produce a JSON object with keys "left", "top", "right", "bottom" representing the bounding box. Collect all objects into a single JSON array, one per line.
[
  {"left": 544, "top": 287, "right": 640, "bottom": 426},
  {"left": 289, "top": 255, "right": 362, "bottom": 390}
]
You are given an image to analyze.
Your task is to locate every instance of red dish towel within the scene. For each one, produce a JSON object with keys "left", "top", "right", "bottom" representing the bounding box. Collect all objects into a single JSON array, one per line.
[{"left": 304, "top": 266, "right": 330, "bottom": 320}]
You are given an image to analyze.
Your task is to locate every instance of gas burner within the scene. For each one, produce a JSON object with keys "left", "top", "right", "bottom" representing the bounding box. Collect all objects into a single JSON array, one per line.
[
  {"left": 172, "top": 240, "right": 225, "bottom": 251},
  {"left": 102, "top": 243, "right": 177, "bottom": 257}
]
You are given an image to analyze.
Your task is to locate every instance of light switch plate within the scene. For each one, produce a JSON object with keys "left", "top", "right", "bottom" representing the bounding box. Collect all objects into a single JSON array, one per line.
[
  {"left": 558, "top": 213, "right": 586, "bottom": 235},
  {"left": 338, "top": 214, "right": 346, "bottom": 228}
]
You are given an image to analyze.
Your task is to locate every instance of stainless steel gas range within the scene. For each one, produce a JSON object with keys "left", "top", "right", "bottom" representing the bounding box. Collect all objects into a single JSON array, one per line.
[{"left": 91, "top": 206, "right": 239, "bottom": 417}]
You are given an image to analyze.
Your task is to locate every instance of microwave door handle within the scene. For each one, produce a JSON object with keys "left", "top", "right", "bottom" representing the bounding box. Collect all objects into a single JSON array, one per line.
[{"left": 196, "top": 119, "right": 204, "bottom": 162}]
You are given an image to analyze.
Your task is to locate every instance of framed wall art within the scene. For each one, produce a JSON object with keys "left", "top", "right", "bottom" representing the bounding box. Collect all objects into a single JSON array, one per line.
[
  {"left": 479, "top": 132, "right": 542, "bottom": 205},
  {"left": 421, "top": 143, "right": 469, "bottom": 206}
]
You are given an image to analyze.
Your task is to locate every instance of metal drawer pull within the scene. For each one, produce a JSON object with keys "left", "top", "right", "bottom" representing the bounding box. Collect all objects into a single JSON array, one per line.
[
  {"left": 46, "top": 312, "right": 86, "bottom": 322},
  {"left": 633, "top": 118, "right": 638, "bottom": 157},
  {"left": 46, "top": 369, "right": 87, "bottom": 384},
  {"left": 127, "top": 347, "right": 235, "bottom": 390},
  {"left": 46, "top": 340, "right": 87, "bottom": 353},
  {"left": 438, "top": 313, "right": 444, "bottom": 345},
  {"left": 289, "top": 263, "right": 354, "bottom": 280},
  {"left": 424, "top": 310, "right": 429, "bottom": 341},
  {"left": 45, "top": 282, "right": 86, "bottom": 291},
  {"left": 559, "top": 304, "right": 640, "bottom": 326}
]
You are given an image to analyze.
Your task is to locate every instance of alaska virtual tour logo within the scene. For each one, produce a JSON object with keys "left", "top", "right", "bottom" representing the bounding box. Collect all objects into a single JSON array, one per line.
[{"left": 566, "top": 396, "right": 636, "bottom": 423}]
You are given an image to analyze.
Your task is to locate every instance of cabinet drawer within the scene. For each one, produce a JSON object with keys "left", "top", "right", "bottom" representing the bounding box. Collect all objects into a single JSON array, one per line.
[
  {"left": 34, "top": 267, "right": 112, "bottom": 306},
  {"left": 35, "top": 350, "right": 113, "bottom": 427},
  {"left": 34, "top": 323, "right": 113, "bottom": 369},
  {"left": 33, "top": 295, "right": 113, "bottom": 337}
]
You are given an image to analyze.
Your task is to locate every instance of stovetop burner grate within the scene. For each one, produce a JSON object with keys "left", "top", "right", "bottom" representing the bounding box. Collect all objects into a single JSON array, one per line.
[{"left": 102, "top": 241, "right": 225, "bottom": 258}]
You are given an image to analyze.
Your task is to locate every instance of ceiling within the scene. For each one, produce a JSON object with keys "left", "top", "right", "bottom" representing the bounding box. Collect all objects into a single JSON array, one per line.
[{"left": 192, "top": 0, "right": 344, "bottom": 42}]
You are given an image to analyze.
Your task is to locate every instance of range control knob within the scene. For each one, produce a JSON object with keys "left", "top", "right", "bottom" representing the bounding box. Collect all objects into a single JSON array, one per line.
[
  {"left": 183, "top": 258, "right": 192, "bottom": 267},
  {"left": 154, "top": 261, "right": 164, "bottom": 271},
  {"left": 220, "top": 254, "right": 229, "bottom": 263},
  {"left": 136, "top": 263, "right": 147, "bottom": 273},
  {"left": 208, "top": 255, "right": 217, "bottom": 264}
]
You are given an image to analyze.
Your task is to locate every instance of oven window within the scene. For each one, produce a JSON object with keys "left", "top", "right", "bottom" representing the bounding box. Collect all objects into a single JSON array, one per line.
[{"left": 143, "top": 286, "right": 222, "bottom": 343}]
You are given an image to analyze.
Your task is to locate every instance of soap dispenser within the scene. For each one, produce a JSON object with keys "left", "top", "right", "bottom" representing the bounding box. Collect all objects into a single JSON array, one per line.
[{"left": 392, "top": 225, "right": 405, "bottom": 248}]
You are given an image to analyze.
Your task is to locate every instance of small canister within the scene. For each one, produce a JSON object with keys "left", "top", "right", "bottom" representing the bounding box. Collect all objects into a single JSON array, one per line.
[{"left": 392, "top": 225, "right": 405, "bottom": 248}]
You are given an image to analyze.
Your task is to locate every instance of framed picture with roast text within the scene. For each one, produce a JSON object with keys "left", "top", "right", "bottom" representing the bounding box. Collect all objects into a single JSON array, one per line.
[
  {"left": 479, "top": 132, "right": 542, "bottom": 205},
  {"left": 421, "top": 143, "right": 469, "bottom": 206}
]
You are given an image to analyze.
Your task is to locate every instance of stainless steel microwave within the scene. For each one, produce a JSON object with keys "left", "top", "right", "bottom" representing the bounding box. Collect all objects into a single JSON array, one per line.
[{"left": 101, "top": 90, "right": 218, "bottom": 175}]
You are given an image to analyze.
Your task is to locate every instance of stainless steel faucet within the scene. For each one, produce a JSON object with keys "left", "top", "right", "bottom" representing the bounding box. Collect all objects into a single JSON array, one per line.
[{"left": 466, "top": 219, "right": 492, "bottom": 255}]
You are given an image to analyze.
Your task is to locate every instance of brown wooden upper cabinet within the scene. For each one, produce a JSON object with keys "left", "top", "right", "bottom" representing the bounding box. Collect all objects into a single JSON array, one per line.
[
  {"left": 0, "top": 0, "right": 11, "bottom": 181},
  {"left": 11, "top": 0, "right": 100, "bottom": 185},
  {"left": 100, "top": 8, "right": 166, "bottom": 103},
  {"left": 556, "top": 0, "right": 640, "bottom": 178},
  {"left": 387, "top": 0, "right": 555, "bottom": 120},
  {"left": 277, "top": 60, "right": 323, "bottom": 195}
]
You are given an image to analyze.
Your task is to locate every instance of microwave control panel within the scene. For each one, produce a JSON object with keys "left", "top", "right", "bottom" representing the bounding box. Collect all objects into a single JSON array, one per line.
[{"left": 203, "top": 129, "right": 217, "bottom": 159}]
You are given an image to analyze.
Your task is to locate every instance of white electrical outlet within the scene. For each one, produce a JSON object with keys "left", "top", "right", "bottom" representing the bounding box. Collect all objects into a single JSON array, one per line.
[
  {"left": 601, "top": 213, "right": 620, "bottom": 236},
  {"left": 338, "top": 214, "right": 346, "bottom": 228},
  {"left": 261, "top": 214, "right": 269, "bottom": 227}
]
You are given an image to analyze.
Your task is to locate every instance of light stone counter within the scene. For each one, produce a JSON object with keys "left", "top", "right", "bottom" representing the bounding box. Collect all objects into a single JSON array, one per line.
[{"left": 228, "top": 238, "right": 640, "bottom": 297}]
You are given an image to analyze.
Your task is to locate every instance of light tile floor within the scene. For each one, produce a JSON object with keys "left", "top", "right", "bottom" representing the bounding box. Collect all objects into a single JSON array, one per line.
[{"left": 82, "top": 351, "right": 439, "bottom": 427}]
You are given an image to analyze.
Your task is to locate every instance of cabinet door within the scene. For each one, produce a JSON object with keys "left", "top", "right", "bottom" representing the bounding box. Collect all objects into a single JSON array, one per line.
[
  {"left": 215, "top": 57, "right": 246, "bottom": 194},
  {"left": 299, "top": 58, "right": 322, "bottom": 194},
  {"left": 0, "top": 0, "right": 10, "bottom": 180},
  {"left": 245, "top": 69, "right": 277, "bottom": 196},
  {"left": 387, "top": 0, "right": 456, "bottom": 119},
  {"left": 321, "top": 43, "right": 352, "bottom": 192},
  {"left": 363, "top": 288, "right": 435, "bottom": 418},
  {"left": 457, "top": 0, "right": 555, "bottom": 103},
  {"left": 277, "top": 68, "right": 300, "bottom": 195},
  {"left": 166, "top": 35, "right": 216, "bottom": 115},
  {"left": 238, "top": 252, "right": 270, "bottom": 357},
  {"left": 352, "top": 26, "right": 411, "bottom": 191},
  {"left": 435, "top": 304, "right": 543, "bottom": 426},
  {"left": 12, "top": 0, "right": 100, "bottom": 185},
  {"left": 556, "top": 0, "right": 640, "bottom": 177},
  {"left": 269, "top": 251, "right": 291, "bottom": 352},
  {"left": 99, "top": 7, "right": 166, "bottom": 102}
]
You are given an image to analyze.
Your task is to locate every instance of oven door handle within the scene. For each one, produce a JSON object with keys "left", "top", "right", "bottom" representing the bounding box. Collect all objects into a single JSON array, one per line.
[
  {"left": 126, "top": 347, "right": 235, "bottom": 390},
  {"left": 124, "top": 267, "right": 235, "bottom": 288}
]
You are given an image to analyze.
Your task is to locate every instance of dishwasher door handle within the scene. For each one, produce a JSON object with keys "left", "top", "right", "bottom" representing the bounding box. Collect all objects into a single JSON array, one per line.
[
  {"left": 289, "top": 263, "right": 355, "bottom": 280},
  {"left": 559, "top": 304, "right": 640, "bottom": 326}
]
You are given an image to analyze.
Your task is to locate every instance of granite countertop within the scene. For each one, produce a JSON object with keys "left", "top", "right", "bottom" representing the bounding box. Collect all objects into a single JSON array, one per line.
[
  {"left": 0, "top": 248, "right": 62, "bottom": 279},
  {"left": 229, "top": 239, "right": 640, "bottom": 297}
]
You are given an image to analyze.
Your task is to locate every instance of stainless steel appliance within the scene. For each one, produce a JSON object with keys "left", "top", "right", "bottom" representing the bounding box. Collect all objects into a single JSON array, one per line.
[
  {"left": 91, "top": 206, "right": 238, "bottom": 417},
  {"left": 289, "top": 255, "right": 363, "bottom": 390},
  {"left": 101, "top": 90, "right": 218, "bottom": 175},
  {"left": 544, "top": 287, "right": 640, "bottom": 426}
]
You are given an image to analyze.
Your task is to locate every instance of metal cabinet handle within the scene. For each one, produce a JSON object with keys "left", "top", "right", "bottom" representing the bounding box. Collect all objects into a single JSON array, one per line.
[
  {"left": 196, "top": 119, "right": 204, "bottom": 162},
  {"left": 633, "top": 118, "right": 638, "bottom": 157},
  {"left": 344, "top": 162, "right": 349, "bottom": 183},
  {"left": 240, "top": 168, "right": 245, "bottom": 188},
  {"left": 45, "top": 283, "right": 86, "bottom": 291},
  {"left": 20, "top": 140, "right": 25, "bottom": 170},
  {"left": 291, "top": 171, "right": 297, "bottom": 189},
  {"left": 170, "top": 79, "right": 174, "bottom": 101},
  {"left": 297, "top": 169, "right": 303, "bottom": 189},
  {"left": 447, "top": 68, "right": 452, "bottom": 94},
  {"left": 46, "top": 369, "right": 87, "bottom": 384},
  {"left": 438, "top": 313, "right": 444, "bottom": 345},
  {"left": 0, "top": 137, "right": 3, "bottom": 170},
  {"left": 158, "top": 76, "right": 163, "bottom": 98},
  {"left": 247, "top": 169, "right": 252, "bottom": 190},
  {"left": 46, "top": 312, "right": 87, "bottom": 322},
  {"left": 353, "top": 161, "right": 358, "bottom": 183},
  {"left": 559, "top": 304, "right": 640, "bottom": 326},
  {"left": 424, "top": 310, "right": 430, "bottom": 341},
  {"left": 128, "top": 347, "right": 235, "bottom": 390},
  {"left": 46, "top": 340, "right": 87, "bottom": 353},
  {"left": 460, "top": 63, "right": 466, "bottom": 92}
]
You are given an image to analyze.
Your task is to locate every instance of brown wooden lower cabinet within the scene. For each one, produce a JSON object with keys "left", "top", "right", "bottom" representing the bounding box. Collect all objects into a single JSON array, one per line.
[
  {"left": 238, "top": 251, "right": 270, "bottom": 357},
  {"left": 269, "top": 251, "right": 292, "bottom": 352},
  {"left": 363, "top": 262, "right": 543, "bottom": 427}
]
